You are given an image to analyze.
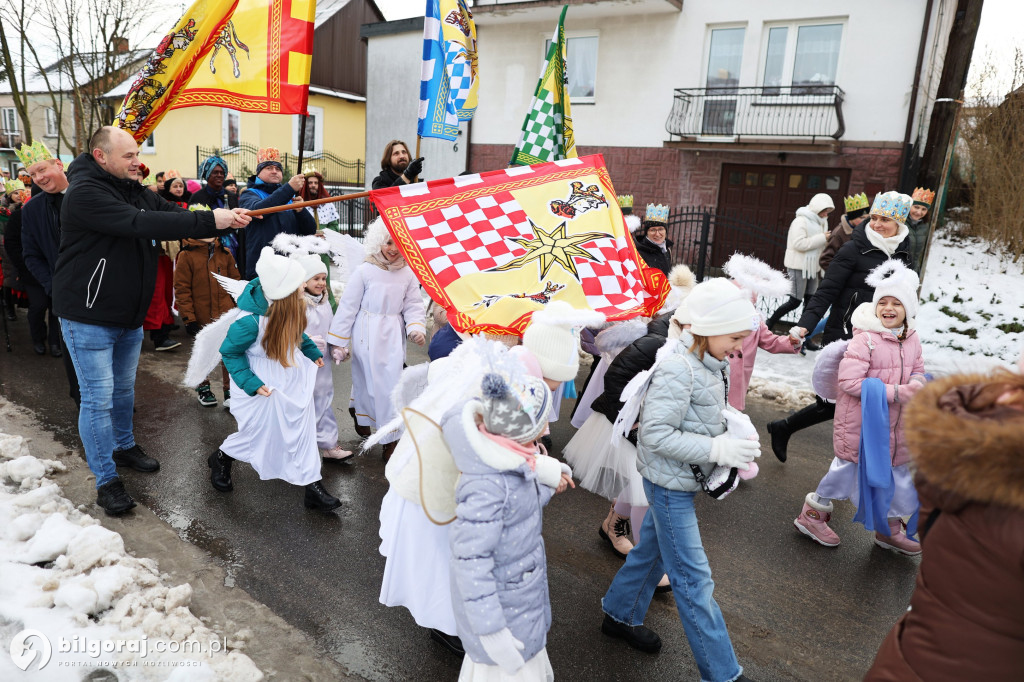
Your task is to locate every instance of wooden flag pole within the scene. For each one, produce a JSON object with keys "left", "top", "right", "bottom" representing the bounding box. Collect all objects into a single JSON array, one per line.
[{"left": 244, "top": 190, "right": 371, "bottom": 217}]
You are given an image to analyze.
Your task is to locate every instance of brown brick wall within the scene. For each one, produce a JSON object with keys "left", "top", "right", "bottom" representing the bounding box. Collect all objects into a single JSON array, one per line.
[{"left": 469, "top": 143, "right": 902, "bottom": 209}]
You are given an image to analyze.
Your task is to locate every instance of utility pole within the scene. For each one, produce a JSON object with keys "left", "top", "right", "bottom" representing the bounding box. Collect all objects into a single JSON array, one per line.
[{"left": 915, "top": 0, "right": 984, "bottom": 192}]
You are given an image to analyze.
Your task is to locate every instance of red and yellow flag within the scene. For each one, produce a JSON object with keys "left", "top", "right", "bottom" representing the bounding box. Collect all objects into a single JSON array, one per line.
[
  {"left": 114, "top": 0, "right": 314, "bottom": 142},
  {"left": 370, "top": 155, "right": 669, "bottom": 337}
]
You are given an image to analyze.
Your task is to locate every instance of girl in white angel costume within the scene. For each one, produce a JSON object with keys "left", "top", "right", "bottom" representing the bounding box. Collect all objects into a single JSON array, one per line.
[{"left": 328, "top": 219, "right": 426, "bottom": 460}]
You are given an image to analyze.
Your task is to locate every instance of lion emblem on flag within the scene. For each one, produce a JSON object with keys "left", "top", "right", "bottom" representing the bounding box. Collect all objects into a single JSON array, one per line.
[{"left": 549, "top": 181, "right": 609, "bottom": 219}]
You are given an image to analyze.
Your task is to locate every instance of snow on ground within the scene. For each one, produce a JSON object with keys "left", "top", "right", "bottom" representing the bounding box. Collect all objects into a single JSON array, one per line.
[
  {"left": 747, "top": 224, "right": 1023, "bottom": 410},
  {"left": 0, "top": 434, "right": 262, "bottom": 681}
]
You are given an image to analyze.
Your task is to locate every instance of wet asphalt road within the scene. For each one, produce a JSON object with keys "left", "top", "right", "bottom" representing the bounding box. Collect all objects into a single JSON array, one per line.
[{"left": 0, "top": 320, "right": 919, "bottom": 681}]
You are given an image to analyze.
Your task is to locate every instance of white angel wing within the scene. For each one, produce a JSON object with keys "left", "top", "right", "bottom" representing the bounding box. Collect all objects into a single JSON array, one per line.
[
  {"left": 362, "top": 363, "right": 431, "bottom": 450},
  {"left": 320, "top": 230, "right": 367, "bottom": 285},
  {"left": 396, "top": 407, "right": 459, "bottom": 525},
  {"left": 611, "top": 338, "right": 681, "bottom": 446},
  {"left": 212, "top": 273, "right": 248, "bottom": 301},
  {"left": 183, "top": 309, "right": 247, "bottom": 388}
]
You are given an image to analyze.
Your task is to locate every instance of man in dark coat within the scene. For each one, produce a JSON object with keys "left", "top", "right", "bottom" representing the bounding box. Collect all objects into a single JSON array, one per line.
[
  {"left": 19, "top": 144, "right": 81, "bottom": 403},
  {"left": 237, "top": 147, "right": 315, "bottom": 278},
  {"left": 633, "top": 204, "right": 672, "bottom": 276},
  {"left": 371, "top": 139, "right": 424, "bottom": 190},
  {"left": 53, "top": 126, "right": 251, "bottom": 516}
]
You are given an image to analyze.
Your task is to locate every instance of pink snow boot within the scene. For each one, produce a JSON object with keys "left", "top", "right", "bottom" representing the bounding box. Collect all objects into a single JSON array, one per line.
[
  {"left": 874, "top": 519, "right": 921, "bottom": 556},
  {"left": 794, "top": 493, "right": 840, "bottom": 547},
  {"left": 599, "top": 504, "right": 634, "bottom": 558}
]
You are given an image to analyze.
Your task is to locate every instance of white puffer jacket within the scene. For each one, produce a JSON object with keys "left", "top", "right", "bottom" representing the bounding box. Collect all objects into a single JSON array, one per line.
[{"left": 783, "top": 193, "right": 834, "bottom": 278}]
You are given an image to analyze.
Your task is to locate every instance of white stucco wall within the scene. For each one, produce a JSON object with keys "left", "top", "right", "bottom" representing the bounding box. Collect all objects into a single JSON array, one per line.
[
  {"left": 365, "top": 28, "right": 469, "bottom": 189},
  {"left": 471, "top": 0, "right": 947, "bottom": 147}
]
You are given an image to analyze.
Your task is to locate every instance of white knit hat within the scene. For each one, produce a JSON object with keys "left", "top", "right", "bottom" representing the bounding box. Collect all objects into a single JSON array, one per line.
[
  {"left": 686, "top": 278, "right": 758, "bottom": 337},
  {"left": 291, "top": 252, "right": 327, "bottom": 281},
  {"left": 867, "top": 260, "right": 920, "bottom": 319},
  {"left": 522, "top": 301, "right": 605, "bottom": 382},
  {"left": 255, "top": 247, "right": 306, "bottom": 301}
]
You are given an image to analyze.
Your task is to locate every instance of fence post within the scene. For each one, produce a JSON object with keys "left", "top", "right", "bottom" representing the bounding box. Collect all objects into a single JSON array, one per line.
[{"left": 695, "top": 209, "right": 712, "bottom": 281}]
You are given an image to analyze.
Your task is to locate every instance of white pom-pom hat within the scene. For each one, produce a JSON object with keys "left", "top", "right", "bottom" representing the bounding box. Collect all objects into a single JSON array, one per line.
[{"left": 866, "top": 259, "right": 920, "bottom": 320}]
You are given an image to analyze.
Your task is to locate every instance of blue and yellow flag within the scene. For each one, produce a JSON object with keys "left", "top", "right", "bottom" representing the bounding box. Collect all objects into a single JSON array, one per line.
[{"left": 417, "top": 0, "right": 478, "bottom": 141}]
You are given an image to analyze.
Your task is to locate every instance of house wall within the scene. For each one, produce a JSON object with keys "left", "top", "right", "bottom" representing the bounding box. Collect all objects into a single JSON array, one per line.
[
  {"left": 471, "top": 0, "right": 941, "bottom": 148},
  {"left": 0, "top": 93, "right": 78, "bottom": 168},
  {"left": 364, "top": 26, "right": 469, "bottom": 189},
  {"left": 138, "top": 94, "right": 365, "bottom": 180},
  {"left": 311, "top": 0, "right": 384, "bottom": 96}
]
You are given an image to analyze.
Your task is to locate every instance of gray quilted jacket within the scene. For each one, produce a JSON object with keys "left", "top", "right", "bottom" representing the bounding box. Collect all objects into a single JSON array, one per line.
[
  {"left": 443, "top": 399, "right": 567, "bottom": 666},
  {"left": 636, "top": 332, "right": 729, "bottom": 492}
]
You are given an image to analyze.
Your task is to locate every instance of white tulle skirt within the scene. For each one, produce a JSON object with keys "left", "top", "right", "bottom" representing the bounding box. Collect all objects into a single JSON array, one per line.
[
  {"left": 563, "top": 413, "right": 646, "bottom": 506},
  {"left": 378, "top": 487, "right": 458, "bottom": 635},
  {"left": 459, "top": 648, "right": 554, "bottom": 682}
]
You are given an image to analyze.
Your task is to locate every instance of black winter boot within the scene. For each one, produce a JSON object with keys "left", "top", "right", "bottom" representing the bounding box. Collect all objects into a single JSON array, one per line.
[
  {"left": 96, "top": 478, "right": 137, "bottom": 516},
  {"left": 304, "top": 480, "right": 342, "bottom": 512},
  {"left": 208, "top": 450, "right": 234, "bottom": 492},
  {"left": 112, "top": 444, "right": 161, "bottom": 472},
  {"left": 766, "top": 296, "right": 801, "bottom": 331},
  {"left": 766, "top": 397, "right": 836, "bottom": 462}
]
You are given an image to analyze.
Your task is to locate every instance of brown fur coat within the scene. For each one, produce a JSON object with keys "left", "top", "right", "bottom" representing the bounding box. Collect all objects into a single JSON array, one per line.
[{"left": 866, "top": 371, "right": 1024, "bottom": 681}]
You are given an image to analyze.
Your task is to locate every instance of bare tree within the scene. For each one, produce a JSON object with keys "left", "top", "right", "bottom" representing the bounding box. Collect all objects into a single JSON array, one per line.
[{"left": 0, "top": 0, "right": 36, "bottom": 144}]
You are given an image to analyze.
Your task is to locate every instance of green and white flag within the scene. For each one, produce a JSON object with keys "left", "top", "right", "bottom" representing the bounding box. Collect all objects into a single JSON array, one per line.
[{"left": 510, "top": 5, "right": 575, "bottom": 166}]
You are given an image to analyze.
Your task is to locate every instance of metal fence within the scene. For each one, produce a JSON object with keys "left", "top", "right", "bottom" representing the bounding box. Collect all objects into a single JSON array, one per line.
[
  {"left": 195, "top": 143, "right": 365, "bottom": 185},
  {"left": 665, "top": 85, "right": 846, "bottom": 142},
  {"left": 323, "top": 184, "right": 375, "bottom": 238}
]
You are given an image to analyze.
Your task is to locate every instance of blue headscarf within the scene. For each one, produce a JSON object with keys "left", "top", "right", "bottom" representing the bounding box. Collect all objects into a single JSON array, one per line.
[{"left": 198, "top": 156, "right": 228, "bottom": 181}]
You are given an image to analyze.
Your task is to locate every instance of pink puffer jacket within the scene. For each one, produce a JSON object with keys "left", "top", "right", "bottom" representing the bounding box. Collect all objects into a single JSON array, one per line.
[
  {"left": 834, "top": 303, "right": 926, "bottom": 465},
  {"left": 727, "top": 319, "right": 798, "bottom": 410}
]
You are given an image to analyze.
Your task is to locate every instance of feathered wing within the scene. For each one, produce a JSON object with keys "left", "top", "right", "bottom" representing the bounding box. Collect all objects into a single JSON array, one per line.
[
  {"left": 270, "top": 232, "right": 332, "bottom": 257},
  {"left": 320, "top": 230, "right": 368, "bottom": 285},
  {"left": 362, "top": 363, "right": 432, "bottom": 450},
  {"left": 595, "top": 319, "right": 649, "bottom": 358},
  {"left": 723, "top": 253, "right": 791, "bottom": 300},
  {"left": 212, "top": 273, "right": 248, "bottom": 301},
  {"left": 183, "top": 309, "right": 247, "bottom": 387},
  {"left": 612, "top": 338, "right": 681, "bottom": 445},
  {"left": 399, "top": 407, "right": 459, "bottom": 525},
  {"left": 811, "top": 339, "right": 850, "bottom": 401}
]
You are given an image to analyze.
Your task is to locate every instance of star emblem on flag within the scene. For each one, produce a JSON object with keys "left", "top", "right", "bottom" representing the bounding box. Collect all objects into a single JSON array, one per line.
[{"left": 492, "top": 220, "right": 607, "bottom": 281}]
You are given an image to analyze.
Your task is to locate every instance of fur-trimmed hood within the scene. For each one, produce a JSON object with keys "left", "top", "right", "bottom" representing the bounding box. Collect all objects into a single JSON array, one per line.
[
  {"left": 850, "top": 301, "right": 916, "bottom": 334},
  {"left": 905, "top": 372, "right": 1024, "bottom": 512}
]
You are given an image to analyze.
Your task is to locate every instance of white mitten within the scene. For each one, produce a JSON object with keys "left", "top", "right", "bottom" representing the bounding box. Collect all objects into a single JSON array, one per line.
[
  {"left": 331, "top": 347, "right": 349, "bottom": 365},
  {"left": 478, "top": 628, "right": 526, "bottom": 674},
  {"left": 709, "top": 434, "right": 760, "bottom": 470}
]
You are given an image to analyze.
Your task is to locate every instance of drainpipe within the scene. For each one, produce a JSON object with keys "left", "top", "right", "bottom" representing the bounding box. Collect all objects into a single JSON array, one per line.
[{"left": 898, "top": 0, "right": 935, "bottom": 190}]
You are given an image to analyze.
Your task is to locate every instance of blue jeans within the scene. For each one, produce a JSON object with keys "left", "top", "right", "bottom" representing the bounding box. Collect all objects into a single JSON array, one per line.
[
  {"left": 602, "top": 479, "right": 741, "bottom": 682},
  {"left": 61, "top": 320, "right": 143, "bottom": 488}
]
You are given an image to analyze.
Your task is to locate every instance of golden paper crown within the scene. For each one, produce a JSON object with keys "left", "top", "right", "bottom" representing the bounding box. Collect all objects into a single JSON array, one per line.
[
  {"left": 911, "top": 187, "right": 934, "bottom": 206},
  {"left": 5, "top": 179, "right": 26, "bottom": 195},
  {"left": 617, "top": 194, "right": 634, "bottom": 209},
  {"left": 14, "top": 140, "right": 54, "bottom": 168},
  {"left": 843, "top": 192, "right": 869, "bottom": 213},
  {"left": 164, "top": 169, "right": 181, "bottom": 179},
  {"left": 258, "top": 147, "right": 281, "bottom": 164},
  {"left": 302, "top": 165, "right": 320, "bottom": 177}
]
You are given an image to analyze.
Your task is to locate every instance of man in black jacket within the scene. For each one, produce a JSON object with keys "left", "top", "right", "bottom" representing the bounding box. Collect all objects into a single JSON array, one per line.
[
  {"left": 633, "top": 204, "right": 672, "bottom": 276},
  {"left": 54, "top": 126, "right": 251, "bottom": 516},
  {"left": 20, "top": 144, "right": 81, "bottom": 403},
  {"left": 371, "top": 139, "right": 424, "bottom": 190}
]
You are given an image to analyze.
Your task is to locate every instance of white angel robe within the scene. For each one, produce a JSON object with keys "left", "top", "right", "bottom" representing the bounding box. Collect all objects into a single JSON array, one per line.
[
  {"left": 220, "top": 317, "right": 322, "bottom": 485},
  {"left": 304, "top": 293, "right": 339, "bottom": 449},
  {"left": 328, "top": 262, "right": 425, "bottom": 444}
]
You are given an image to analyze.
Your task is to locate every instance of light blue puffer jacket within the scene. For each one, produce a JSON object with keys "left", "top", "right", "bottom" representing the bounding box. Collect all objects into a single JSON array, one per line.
[
  {"left": 443, "top": 398, "right": 567, "bottom": 667},
  {"left": 636, "top": 332, "right": 729, "bottom": 492}
]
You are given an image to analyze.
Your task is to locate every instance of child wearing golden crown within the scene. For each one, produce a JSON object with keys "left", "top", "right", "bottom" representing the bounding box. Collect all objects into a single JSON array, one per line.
[{"left": 906, "top": 187, "right": 934, "bottom": 274}]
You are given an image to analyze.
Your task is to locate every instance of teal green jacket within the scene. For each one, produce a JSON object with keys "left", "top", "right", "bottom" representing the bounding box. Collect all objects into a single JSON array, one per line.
[{"left": 220, "top": 278, "right": 322, "bottom": 395}]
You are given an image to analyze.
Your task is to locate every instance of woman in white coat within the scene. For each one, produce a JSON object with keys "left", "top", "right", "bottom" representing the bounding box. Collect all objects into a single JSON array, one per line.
[
  {"left": 328, "top": 219, "right": 426, "bottom": 460},
  {"left": 766, "top": 193, "right": 834, "bottom": 331}
]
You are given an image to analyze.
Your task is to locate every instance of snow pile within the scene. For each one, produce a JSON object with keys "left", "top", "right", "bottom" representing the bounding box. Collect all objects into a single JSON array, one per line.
[
  {"left": 0, "top": 433, "right": 263, "bottom": 681},
  {"left": 748, "top": 225, "right": 1022, "bottom": 406}
]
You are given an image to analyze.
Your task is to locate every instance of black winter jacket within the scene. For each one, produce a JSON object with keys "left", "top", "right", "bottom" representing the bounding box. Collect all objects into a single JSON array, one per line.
[
  {"left": 371, "top": 167, "right": 409, "bottom": 190},
  {"left": 796, "top": 224, "right": 911, "bottom": 344},
  {"left": 238, "top": 180, "right": 315, "bottom": 278},
  {"left": 590, "top": 315, "right": 672, "bottom": 423},
  {"left": 635, "top": 236, "right": 673, "bottom": 276},
  {"left": 53, "top": 153, "right": 218, "bottom": 328},
  {"left": 21, "top": 190, "right": 63, "bottom": 295}
]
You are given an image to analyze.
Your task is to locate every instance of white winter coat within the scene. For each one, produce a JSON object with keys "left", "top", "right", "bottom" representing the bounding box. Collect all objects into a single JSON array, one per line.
[{"left": 783, "top": 193, "right": 834, "bottom": 278}]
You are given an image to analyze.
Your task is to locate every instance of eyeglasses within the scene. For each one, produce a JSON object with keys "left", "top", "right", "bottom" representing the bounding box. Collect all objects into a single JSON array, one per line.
[{"left": 647, "top": 227, "right": 667, "bottom": 233}]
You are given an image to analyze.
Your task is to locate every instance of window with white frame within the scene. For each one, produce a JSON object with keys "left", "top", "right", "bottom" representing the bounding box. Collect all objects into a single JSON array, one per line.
[
  {"left": 45, "top": 108, "right": 58, "bottom": 137},
  {"left": 222, "top": 109, "right": 240, "bottom": 150},
  {"left": 141, "top": 133, "right": 155, "bottom": 154},
  {"left": 705, "top": 27, "right": 746, "bottom": 91},
  {"left": 545, "top": 35, "right": 599, "bottom": 102},
  {"left": 293, "top": 105, "right": 323, "bottom": 154},
  {"left": 1, "top": 107, "right": 18, "bottom": 134},
  {"left": 760, "top": 21, "right": 844, "bottom": 94}
]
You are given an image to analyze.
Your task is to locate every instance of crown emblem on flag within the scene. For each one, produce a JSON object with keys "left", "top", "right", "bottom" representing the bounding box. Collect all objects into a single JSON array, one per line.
[
  {"left": 843, "top": 192, "right": 869, "bottom": 213},
  {"left": 617, "top": 194, "right": 634, "bottom": 209},
  {"left": 911, "top": 187, "right": 935, "bottom": 206},
  {"left": 869, "top": 191, "right": 912, "bottom": 224},
  {"left": 15, "top": 140, "right": 54, "bottom": 168},
  {"left": 257, "top": 147, "right": 281, "bottom": 164},
  {"left": 5, "top": 179, "right": 26, "bottom": 195},
  {"left": 645, "top": 204, "right": 669, "bottom": 224}
]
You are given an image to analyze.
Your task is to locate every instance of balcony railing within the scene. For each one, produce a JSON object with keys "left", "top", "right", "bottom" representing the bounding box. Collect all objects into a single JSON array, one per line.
[{"left": 665, "top": 85, "right": 846, "bottom": 142}]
